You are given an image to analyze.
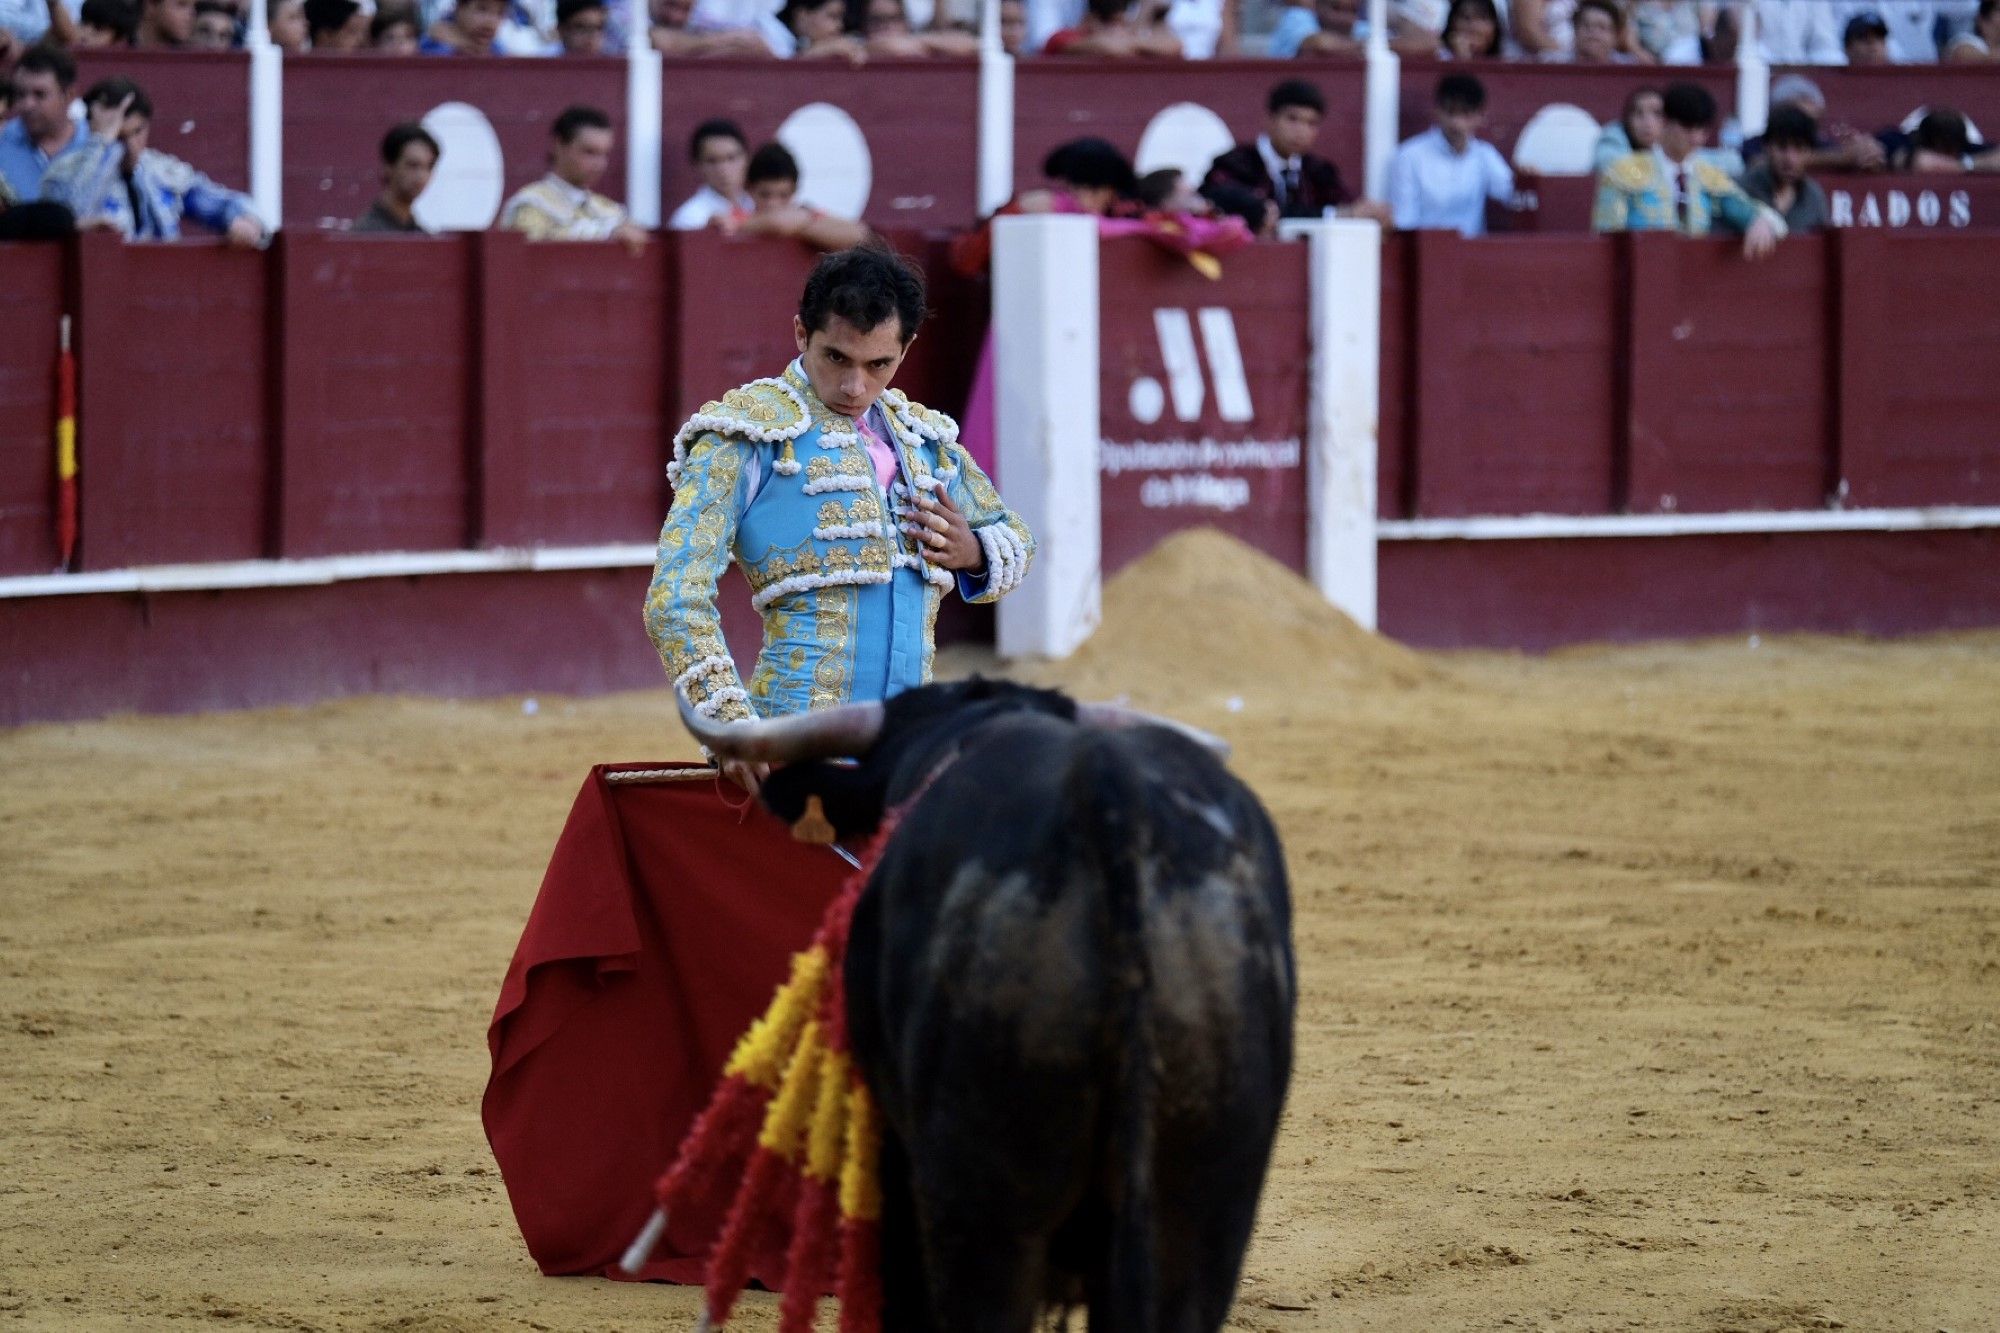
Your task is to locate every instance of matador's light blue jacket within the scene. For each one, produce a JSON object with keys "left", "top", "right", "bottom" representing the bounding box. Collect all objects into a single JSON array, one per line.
[{"left": 645, "top": 361, "right": 1034, "bottom": 721}]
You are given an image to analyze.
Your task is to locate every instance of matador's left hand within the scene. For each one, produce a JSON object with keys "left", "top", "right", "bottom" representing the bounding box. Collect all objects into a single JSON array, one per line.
[{"left": 907, "top": 488, "right": 985, "bottom": 574}]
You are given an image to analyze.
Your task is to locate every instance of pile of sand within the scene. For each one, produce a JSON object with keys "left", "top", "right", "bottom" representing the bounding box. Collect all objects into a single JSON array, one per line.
[{"left": 1031, "top": 528, "right": 1442, "bottom": 705}]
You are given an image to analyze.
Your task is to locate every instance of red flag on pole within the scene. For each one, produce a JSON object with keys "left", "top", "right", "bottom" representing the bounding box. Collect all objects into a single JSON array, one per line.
[{"left": 56, "top": 315, "right": 77, "bottom": 569}]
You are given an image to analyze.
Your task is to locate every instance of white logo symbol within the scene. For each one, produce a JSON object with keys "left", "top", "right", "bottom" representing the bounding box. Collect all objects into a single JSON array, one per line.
[{"left": 1129, "top": 308, "right": 1255, "bottom": 426}]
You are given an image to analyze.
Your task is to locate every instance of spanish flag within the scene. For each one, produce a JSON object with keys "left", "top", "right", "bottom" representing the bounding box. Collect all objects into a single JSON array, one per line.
[
  {"left": 623, "top": 819, "right": 892, "bottom": 1332},
  {"left": 56, "top": 315, "right": 77, "bottom": 569}
]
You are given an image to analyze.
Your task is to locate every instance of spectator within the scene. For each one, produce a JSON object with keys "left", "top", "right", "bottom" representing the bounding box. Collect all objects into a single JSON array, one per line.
[
  {"left": 998, "top": 0, "right": 1024, "bottom": 49},
  {"left": 1728, "top": 0, "right": 1842, "bottom": 64},
  {"left": 1269, "top": 0, "right": 1362, "bottom": 56},
  {"left": 780, "top": 0, "right": 866, "bottom": 54},
  {"left": 1736, "top": 103, "right": 1828, "bottom": 231},
  {"left": 500, "top": 105, "right": 646, "bottom": 250},
  {"left": 76, "top": 0, "right": 141, "bottom": 44},
  {"left": 1026, "top": 135, "right": 1136, "bottom": 214},
  {"left": 188, "top": 0, "right": 237, "bottom": 44},
  {"left": 1593, "top": 82, "right": 1783, "bottom": 259},
  {"left": 721, "top": 141, "right": 872, "bottom": 249},
  {"left": 307, "top": 0, "right": 369, "bottom": 46},
  {"left": 555, "top": 0, "right": 604, "bottom": 48},
  {"left": 134, "top": 0, "right": 193, "bottom": 44},
  {"left": 1884, "top": 107, "right": 1987, "bottom": 170},
  {"left": 1510, "top": 0, "right": 1576, "bottom": 55},
  {"left": 353, "top": 121, "right": 436, "bottom": 232},
  {"left": 1438, "top": 0, "right": 1502, "bottom": 56},
  {"left": 0, "top": 45, "right": 86, "bottom": 202},
  {"left": 268, "top": 0, "right": 307, "bottom": 47},
  {"left": 649, "top": 0, "right": 775, "bottom": 54},
  {"left": 1842, "top": 9, "right": 1892, "bottom": 63},
  {"left": 42, "top": 77, "right": 267, "bottom": 244},
  {"left": 0, "top": 182, "right": 75, "bottom": 240},
  {"left": 370, "top": 4, "right": 417, "bottom": 46},
  {"left": 1388, "top": 73, "right": 1513, "bottom": 237},
  {"left": 1595, "top": 85, "right": 1662, "bottom": 171},
  {"left": 1946, "top": 0, "right": 1997, "bottom": 57},
  {"left": 420, "top": 0, "right": 503, "bottom": 50},
  {"left": 1862, "top": 0, "right": 1947, "bottom": 62},
  {"left": 1201, "top": 79, "right": 1390, "bottom": 237},
  {"left": 1043, "top": 0, "right": 1182, "bottom": 56},
  {"left": 3, "top": 0, "right": 81, "bottom": 49},
  {"left": 1630, "top": 0, "right": 1707, "bottom": 63},
  {"left": 1136, "top": 165, "right": 1214, "bottom": 215},
  {"left": 862, "top": 0, "right": 976, "bottom": 52},
  {"left": 1743, "top": 74, "right": 1888, "bottom": 173},
  {"left": 668, "top": 118, "right": 751, "bottom": 229},
  {"left": 1563, "top": 0, "right": 1634, "bottom": 60}
]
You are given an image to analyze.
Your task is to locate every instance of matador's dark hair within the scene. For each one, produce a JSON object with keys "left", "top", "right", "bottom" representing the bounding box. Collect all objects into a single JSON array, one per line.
[{"left": 798, "top": 244, "right": 926, "bottom": 345}]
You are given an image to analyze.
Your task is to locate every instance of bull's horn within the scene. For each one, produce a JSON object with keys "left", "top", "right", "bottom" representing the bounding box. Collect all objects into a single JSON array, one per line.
[
  {"left": 676, "top": 685, "right": 885, "bottom": 763},
  {"left": 1077, "top": 701, "right": 1232, "bottom": 758}
]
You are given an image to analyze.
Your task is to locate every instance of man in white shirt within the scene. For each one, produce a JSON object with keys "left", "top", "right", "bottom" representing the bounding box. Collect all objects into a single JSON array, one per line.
[
  {"left": 1748, "top": 0, "right": 1844, "bottom": 62},
  {"left": 1388, "top": 73, "right": 1515, "bottom": 237},
  {"left": 668, "top": 118, "right": 754, "bottom": 231}
]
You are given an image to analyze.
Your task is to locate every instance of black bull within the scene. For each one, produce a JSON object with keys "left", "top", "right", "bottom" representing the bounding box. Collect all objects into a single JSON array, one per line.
[{"left": 684, "top": 679, "right": 1296, "bottom": 1332}]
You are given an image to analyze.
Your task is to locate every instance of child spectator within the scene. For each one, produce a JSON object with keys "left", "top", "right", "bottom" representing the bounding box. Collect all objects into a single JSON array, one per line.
[
  {"left": 420, "top": 0, "right": 503, "bottom": 51},
  {"left": 268, "top": 0, "right": 307, "bottom": 47},
  {"left": 1595, "top": 85, "right": 1662, "bottom": 172},
  {"left": 1945, "top": 0, "right": 1998, "bottom": 59},
  {"left": 668, "top": 118, "right": 752, "bottom": 229},
  {"left": 188, "top": 0, "right": 238, "bottom": 45},
  {"left": 1201, "top": 79, "right": 1390, "bottom": 235},
  {"left": 556, "top": 0, "right": 604, "bottom": 49},
  {"left": 0, "top": 44, "right": 86, "bottom": 202},
  {"left": 1389, "top": 73, "right": 1513, "bottom": 237},
  {"left": 1043, "top": 0, "right": 1182, "bottom": 57},
  {"left": 500, "top": 104, "right": 647, "bottom": 250},
  {"left": 721, "top": 141, "right": 872, "bottom": 249},
  {"left": 370, "top": 4, "right": 417, "bottom": 47},
  {"left": 1438, "top": 0, "right": 1502, "bottom": 56},
  {"left": 1841, "top": 10, "right": 1892, "bottom": 64},
  {"left": 307, "top": 0, "right": 369, "bottom": 46},
  {"left": 1593, "top": 81, "right": 1783, "bottom": 260},
  {"left": 134, "top": 0, "right": 194, "bottom": 45},
  {"left": 1736, "top": 103, "right": 1828, "bottom": 232},
  {"left": 353, "top": 121, "right": 437, "bottom": 231},
  {"left": 42, "top": 77, "right": 266, "bottom": 244}
]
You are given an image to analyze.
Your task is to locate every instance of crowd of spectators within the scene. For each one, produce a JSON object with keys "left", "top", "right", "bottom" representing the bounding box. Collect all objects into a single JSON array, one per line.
[{"left": 8, "top": 0, "right": 1997, "bottom": 62}]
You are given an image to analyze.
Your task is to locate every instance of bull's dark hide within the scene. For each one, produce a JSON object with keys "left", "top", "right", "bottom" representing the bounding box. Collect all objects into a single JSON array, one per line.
[{"left": 762, "top": 680, "right": 1296, "bottom": 1333}]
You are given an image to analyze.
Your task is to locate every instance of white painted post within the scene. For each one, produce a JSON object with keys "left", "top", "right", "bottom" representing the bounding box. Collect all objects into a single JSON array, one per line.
[
  {"left": 1362, "top": 0, "right": 1399, "bottom": 201},
  {"left": 1735, "top": 5, "right": 1770, "bottom": 139},
  {"left": 977, "top": 2, "right": 1015, "bottom": 219},
  {"left": 625, "top": 42, "right": 665, "bottom": 227},
  {"left": 1302, "top": 218, "right": 1380, "bottom": 630},
  {"left": 247, "top": 38, "right": 283, "bottom": 230},
  {"left": 993, "top": 214, "right": 1100, "bottom": 661}
]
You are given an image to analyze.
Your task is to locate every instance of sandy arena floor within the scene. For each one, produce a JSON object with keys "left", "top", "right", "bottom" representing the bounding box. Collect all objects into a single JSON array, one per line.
[{"left": 4, "top": 544, "right": 1997, "bottom": 1331}]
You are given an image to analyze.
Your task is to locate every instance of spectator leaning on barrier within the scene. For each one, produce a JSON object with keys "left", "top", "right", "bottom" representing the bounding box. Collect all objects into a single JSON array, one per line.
[
  {"left": 42, "top": 77, "right": 267, "bottom": 244},
  {"left": 421, "top": 0, "right": 502, "bottom": 50},
  {"left": 1269, "top": 0, "right": 1361, "bottom": 56},
  {"left": 780, "top": 0, "right": 866, "bottom": 56},
  {"left": 1438, "top": 0, "right": 1502, "bottom": 56},
  {"left": 134, "top": 0, "right": 193, "bottom": 44},
  {"left": 1842, "top": 9, "right": 1892, "bottom": 63},
  {"left": 1043, "top": 0, "right": 1183, "bottom": 57},
  {"left": 1, "top": 45, "right": 86, "bottom": 202},
  {"left": 1593, "top": 82, "right": 1783, "bottom": 259},
  {"left": 1202, "top": 79, "right": 1391, "bottom": 236},
  {"left": 1947, "top": 0, "right": 1998, "bottom": 57},
  {"left": 555, "top": 0, "right": 604, "bottom": 48},
  {"left": 500, "top": 104, "right": 648, "bottom": 250},
  {"left": 1743, "top": 74, "right": 1887, "bottom": 173},
  {"left": 353, "top": 121, "right": 437, "bottom": 232},
  {"left": 1389, "top": 73, "right": 1514, "bottom": 237},
  {"left": 668, "top": 118, "right": 752, "bottom": 230},
  {"left": 1736, "top": 102, "right": 1828, "bottom": 232},
  {"left": 648, "top": 0, "right": 775, "bottom": 54},
  {"left": 861, "top": 0, "right": 977, "bottom": 53},
  {"left": 721, "top": 141, "right": 873, "bottom": 249}
]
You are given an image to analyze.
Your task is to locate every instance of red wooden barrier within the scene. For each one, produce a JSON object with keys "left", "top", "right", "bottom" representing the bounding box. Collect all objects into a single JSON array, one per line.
[
  {"left": 73, "top": 49, "right": 248, "bottom": 191},
  {"left": 1013, "top": 59, "right": 1368, "bottom": 204},
  {"left": 1837, "top": 230, "right": 2000, "bottom": 509},
  {"left": 73, "top": 234, "right": 269, "bottom": 570},
  {"left": 1780, "top": 64, "right": 2000, "bottom": 145},
  {"left": 1096, "top": 236, "right": 1311, "bottom": 575},
  {"left": 0, "top": 245, "right": 64, "bottom": 576},
  {"left": 271, "top": 231, "right": 476, "bottom": 556},
  {"left": 282, "top": 54, "right": 628, "bottom": 231},
  {"left": 1377, "top": 231, "right": 1412, "bottom": 519},
  {"left": 658, "top": 59, "right": 981, "bottom": 231},
  {"left": 1397, "top": 57, "right": 1734, "bottom": 163},
  {"left": 479, "top": 232, "right": 669, "bottom": 548},
  {"left": 1624, "top": 233, "right": 1831, "bottom": 513},
  {"left": 1516, "top": 171, "right": 2000, "bottom": 234},
  {"left": 1407, "top": 231, "right": 1620, "bottom": 516}
]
